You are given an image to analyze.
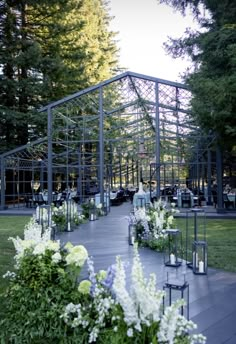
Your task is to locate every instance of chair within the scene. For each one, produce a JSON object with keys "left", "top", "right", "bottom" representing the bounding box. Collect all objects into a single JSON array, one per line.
[
  {"left": 181, "top": 192, "right": 191, "bottom": 208},
  {"left": 110, "top": 191, "right": 123, "bottom": 206},
  {"left": 33, "top": 194, "right": 45, "bottom": 206},
  {"left": 223, "top": 194, "right": 234, "bottom": 209},
  {"left": 52, "top": 193, "right": 62, "bottom": 207},
  {"left": 24, "top": 194, "right": 33, "bottom": 208}
]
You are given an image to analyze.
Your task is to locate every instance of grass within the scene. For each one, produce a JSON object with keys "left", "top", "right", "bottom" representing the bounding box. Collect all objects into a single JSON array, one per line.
[
  {"left": 176, "top": 218, "right": 236, "bottom": 273},
  {"left": 0, "top": 216, "right": 236, "bottom": 296},
  {"left": 0, "top": 216, "right": 30, "bottom": 294}
]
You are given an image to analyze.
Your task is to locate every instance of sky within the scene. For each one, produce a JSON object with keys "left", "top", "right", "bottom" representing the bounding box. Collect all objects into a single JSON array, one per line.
[{"left": 109, "top": 0, "right": 199, "bottom": 82}]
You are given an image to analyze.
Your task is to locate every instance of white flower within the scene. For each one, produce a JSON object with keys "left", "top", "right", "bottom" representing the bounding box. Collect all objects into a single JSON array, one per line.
[
  {"left": 2, "top": 271, "right": 16, "bottom": 279},
  {"left": 168, "top": 215, "right": 174, "bottom": 225},
  {"left": 127, "top": 328, "right": 133, "bottom": 337},
  {"left": 112, "top": 257, "right": 139, "bottom": 327},
  {"left": 66, "top": 245, "right": 88, "bottom": 267},
  {"left": 46, "top": 240, "right": 60, "bottom": 252},
  {"left": 33, "top": 242, "right": 46, "bottom": 255},
  {"left": 52, "top": 252, "right": 62, "bottom": 263}
]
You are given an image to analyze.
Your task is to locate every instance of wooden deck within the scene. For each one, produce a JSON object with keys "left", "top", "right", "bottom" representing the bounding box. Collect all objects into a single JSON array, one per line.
[{"left": 56, "top": 202, "right": 236, "bottom": 344}]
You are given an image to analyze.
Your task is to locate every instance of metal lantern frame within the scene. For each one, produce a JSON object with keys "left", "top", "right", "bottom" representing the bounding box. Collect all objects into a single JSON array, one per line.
[
  {"left": 164, "top": 228, "right": 182, "bottom": 268},
  {"left": 65, "top": 198, "right": 74, "bottom": 232},
  {"left": 192, "top": 240, "right": 208, "bottom": 275},
  {"left": 89, "top": 204, "right": 97, "bottom": 221},
  {"left": 163, "top": 272, "right": 189, "bottom": 320},
  {"left": 128, "top": 222, "right": 136, "bottom": 245},
  {"left": 186, "top": 208, "right": 207, "bottom": 270},
  {"left": 38, "top": 204, "right": 52, "bottom": 232}
]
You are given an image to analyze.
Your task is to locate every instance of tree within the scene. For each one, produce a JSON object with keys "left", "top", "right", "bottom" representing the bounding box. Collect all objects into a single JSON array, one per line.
[
  {"left": 159, "top": 0, "right": 236, "bottom": 151},
  {"left": 0, "top": 0, "right": 119, "bottom": 153}
]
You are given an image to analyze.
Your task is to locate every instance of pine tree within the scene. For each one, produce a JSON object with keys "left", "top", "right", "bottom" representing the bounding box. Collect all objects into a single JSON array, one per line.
[
  {"left": 0, "top": 0, "right": 119, "bottom": 153},
  {"left": 159, "top": 0, "right": 236, "bottom": 150}
]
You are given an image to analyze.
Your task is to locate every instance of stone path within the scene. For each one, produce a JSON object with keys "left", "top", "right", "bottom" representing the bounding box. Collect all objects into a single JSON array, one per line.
[{"left": 56, "top": 202, "right": 236, "bottom": 344}]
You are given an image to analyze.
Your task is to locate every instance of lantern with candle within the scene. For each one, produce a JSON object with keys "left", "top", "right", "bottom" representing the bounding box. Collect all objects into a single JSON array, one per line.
[
  {"left": 89, "top": 198, "right": 97, "bottom": 221},
  {"left": 164, "top": 228, "right": 182, "bottom": 267},
  {"left": 186, "top": 208, "right": 207, "bottom": 271},
  {"left": 37, "top": 205, "right": 52, "bottom": 233},
  {"left": 192, "top": 240, "right": 207, "bottom": 275},
  {"left": 163, "top": 271, "right": 189, "bottom": 320}
]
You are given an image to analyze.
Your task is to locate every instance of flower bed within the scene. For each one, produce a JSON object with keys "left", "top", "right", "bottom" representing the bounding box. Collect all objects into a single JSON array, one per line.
[
  {"left": 129, "top": 199, "right": 180, "bottom": 251},
  {"left": 0, "top": 217, "right": 206, "bottom": 343}
]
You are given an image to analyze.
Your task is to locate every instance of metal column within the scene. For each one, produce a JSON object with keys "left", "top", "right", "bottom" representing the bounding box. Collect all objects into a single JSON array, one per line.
[
  {"left": 99, "top": 86, "right": 104, "bottom": 206},
  {"left": 155, "top": 82, "right": 161, "bottom": 198},
  {"left": 47, "top": 107, "right": 53, "bottom": 205},
  {"left": 0, "top": 155, "right": 6, "bottom": 209},
  {"left": 216, "top": 145, "right": 223, "bottom": 211}
]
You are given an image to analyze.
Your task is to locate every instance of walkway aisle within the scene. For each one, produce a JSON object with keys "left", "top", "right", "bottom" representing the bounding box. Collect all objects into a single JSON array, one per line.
[{"left": 57, "top": 203, "right": 236, "bottom": 344}]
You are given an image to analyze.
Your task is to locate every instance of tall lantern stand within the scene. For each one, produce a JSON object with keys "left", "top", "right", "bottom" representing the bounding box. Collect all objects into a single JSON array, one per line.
[
  {"left": 186, "top": 208, "right": 207, "bottom": 274},
  {"left": 164, "top": 229, "right": 182, "bottom": 267},
  {"left": 192, "top": 240, "right": 207, "bottom": 275},
  {"left": 65, "top": 199, "right": 73, "bottom": 232},
  {"left": 163, "top": 272, "right": 189, "bottom": 320},
  {"left": 38, "top": 205, "right": 51, "bottom": 232},
  {"left": 128, "top": 221, "right": 136, "bottom": 245},
  {"left": 89, "top": 205, "right": 97, "bottom": 221}
]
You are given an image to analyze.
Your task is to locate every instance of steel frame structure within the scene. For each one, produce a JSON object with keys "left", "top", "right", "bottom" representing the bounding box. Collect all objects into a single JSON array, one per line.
[{"left": 0, "top": 71, "right": 233, "bottom": 211}]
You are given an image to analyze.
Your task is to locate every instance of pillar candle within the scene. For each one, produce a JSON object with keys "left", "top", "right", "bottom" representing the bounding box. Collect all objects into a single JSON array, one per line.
[
  {"left": 199, "top": 260, "right": 204, "bottom": 273},
  {"left": 193, "top": 252, "right": 198, "bottom": 267},
  {"left": 170, "top": 253, "right": 175, "bottom": 265}
]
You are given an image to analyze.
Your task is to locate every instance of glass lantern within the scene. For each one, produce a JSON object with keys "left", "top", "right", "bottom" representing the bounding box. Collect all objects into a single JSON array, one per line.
[
  {"left": 192, "top": 240, "right": 207, "bottom": 275},
  {"left": 164, "top": 229, "right": 182, "bottom": 267},
  {"left": 163, "top": 272, "right": 189, "bottom": 319},
  {"left": 89, "top": 206, "right": 97, "bottom": 221},
  {"left": 128, "top": 223, "right": 136, "bottom": 245},
  {"left": 65, "top": 199, "right": 73, "bottom": 232},
  {"left": 186, "top": 208, "right": 206, "bottom": 268},
  {"left": 38, "top": 205, "right": 51, "bottom": 232}
]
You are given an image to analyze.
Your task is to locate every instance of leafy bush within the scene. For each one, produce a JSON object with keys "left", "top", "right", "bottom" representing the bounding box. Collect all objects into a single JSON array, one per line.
[
  {"left": 0, "top": 218, "right": 206, "bottom": 344},
  {"left": 0, "top": 219, "right": 88, "bottom": 342},
  {"left": 129, "top": 199, "right": 179, "bottom": 251}
]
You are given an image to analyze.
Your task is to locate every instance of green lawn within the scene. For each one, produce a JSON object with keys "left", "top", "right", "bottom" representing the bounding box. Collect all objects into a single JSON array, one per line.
[
  {"left": 0, "top": 216, "right": 30, "bottom": 294},
  {"left": 0, "top": 216, "right": 236, "bottom": 296},
  {"left": 176, "top": 218, "right": 236, "bottom": 273}
]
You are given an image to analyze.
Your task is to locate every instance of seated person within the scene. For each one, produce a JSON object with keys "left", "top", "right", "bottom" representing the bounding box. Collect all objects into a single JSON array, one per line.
[{"left": 223, "top": 184, "right": 231, "bottom": 194}]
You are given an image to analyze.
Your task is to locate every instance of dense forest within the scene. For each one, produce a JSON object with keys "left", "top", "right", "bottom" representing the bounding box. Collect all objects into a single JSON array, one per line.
[
  {"left": 0, "top": 0, "right": 119, "bottom": 153},
  {"left": 159, "top": 0, "right": 236, "bottom": 153}
]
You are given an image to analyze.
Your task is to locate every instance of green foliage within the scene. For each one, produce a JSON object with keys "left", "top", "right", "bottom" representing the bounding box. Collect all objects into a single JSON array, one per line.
[
  {"left": 159, "top": 0, "right": 236, "bottom": 151},
  {"left": 0, "top": 216, "right": 29, "bottom": 294},
  {"left": 176, "top": 218, "right": 236, "bottom": 272},
  {"left": 0, "top": 232, "right": 87, "bottom": 342},
  {"left": 0, "top": 0, "right": 119, "bottom": 153}
]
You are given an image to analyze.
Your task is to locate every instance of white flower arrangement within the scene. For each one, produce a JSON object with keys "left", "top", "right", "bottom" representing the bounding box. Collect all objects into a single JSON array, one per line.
[
  {"left": 4, "top": 216, "right": 206, "bottom": 343},
  {"left": 129, "top": 199, "right": 179, "bottom": 251},
  {"left": 62, "top": 245, "right": 206, "bottom": 343},
  {"left": 51, "top": 201, "right": 85, "bottom": 231}
]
